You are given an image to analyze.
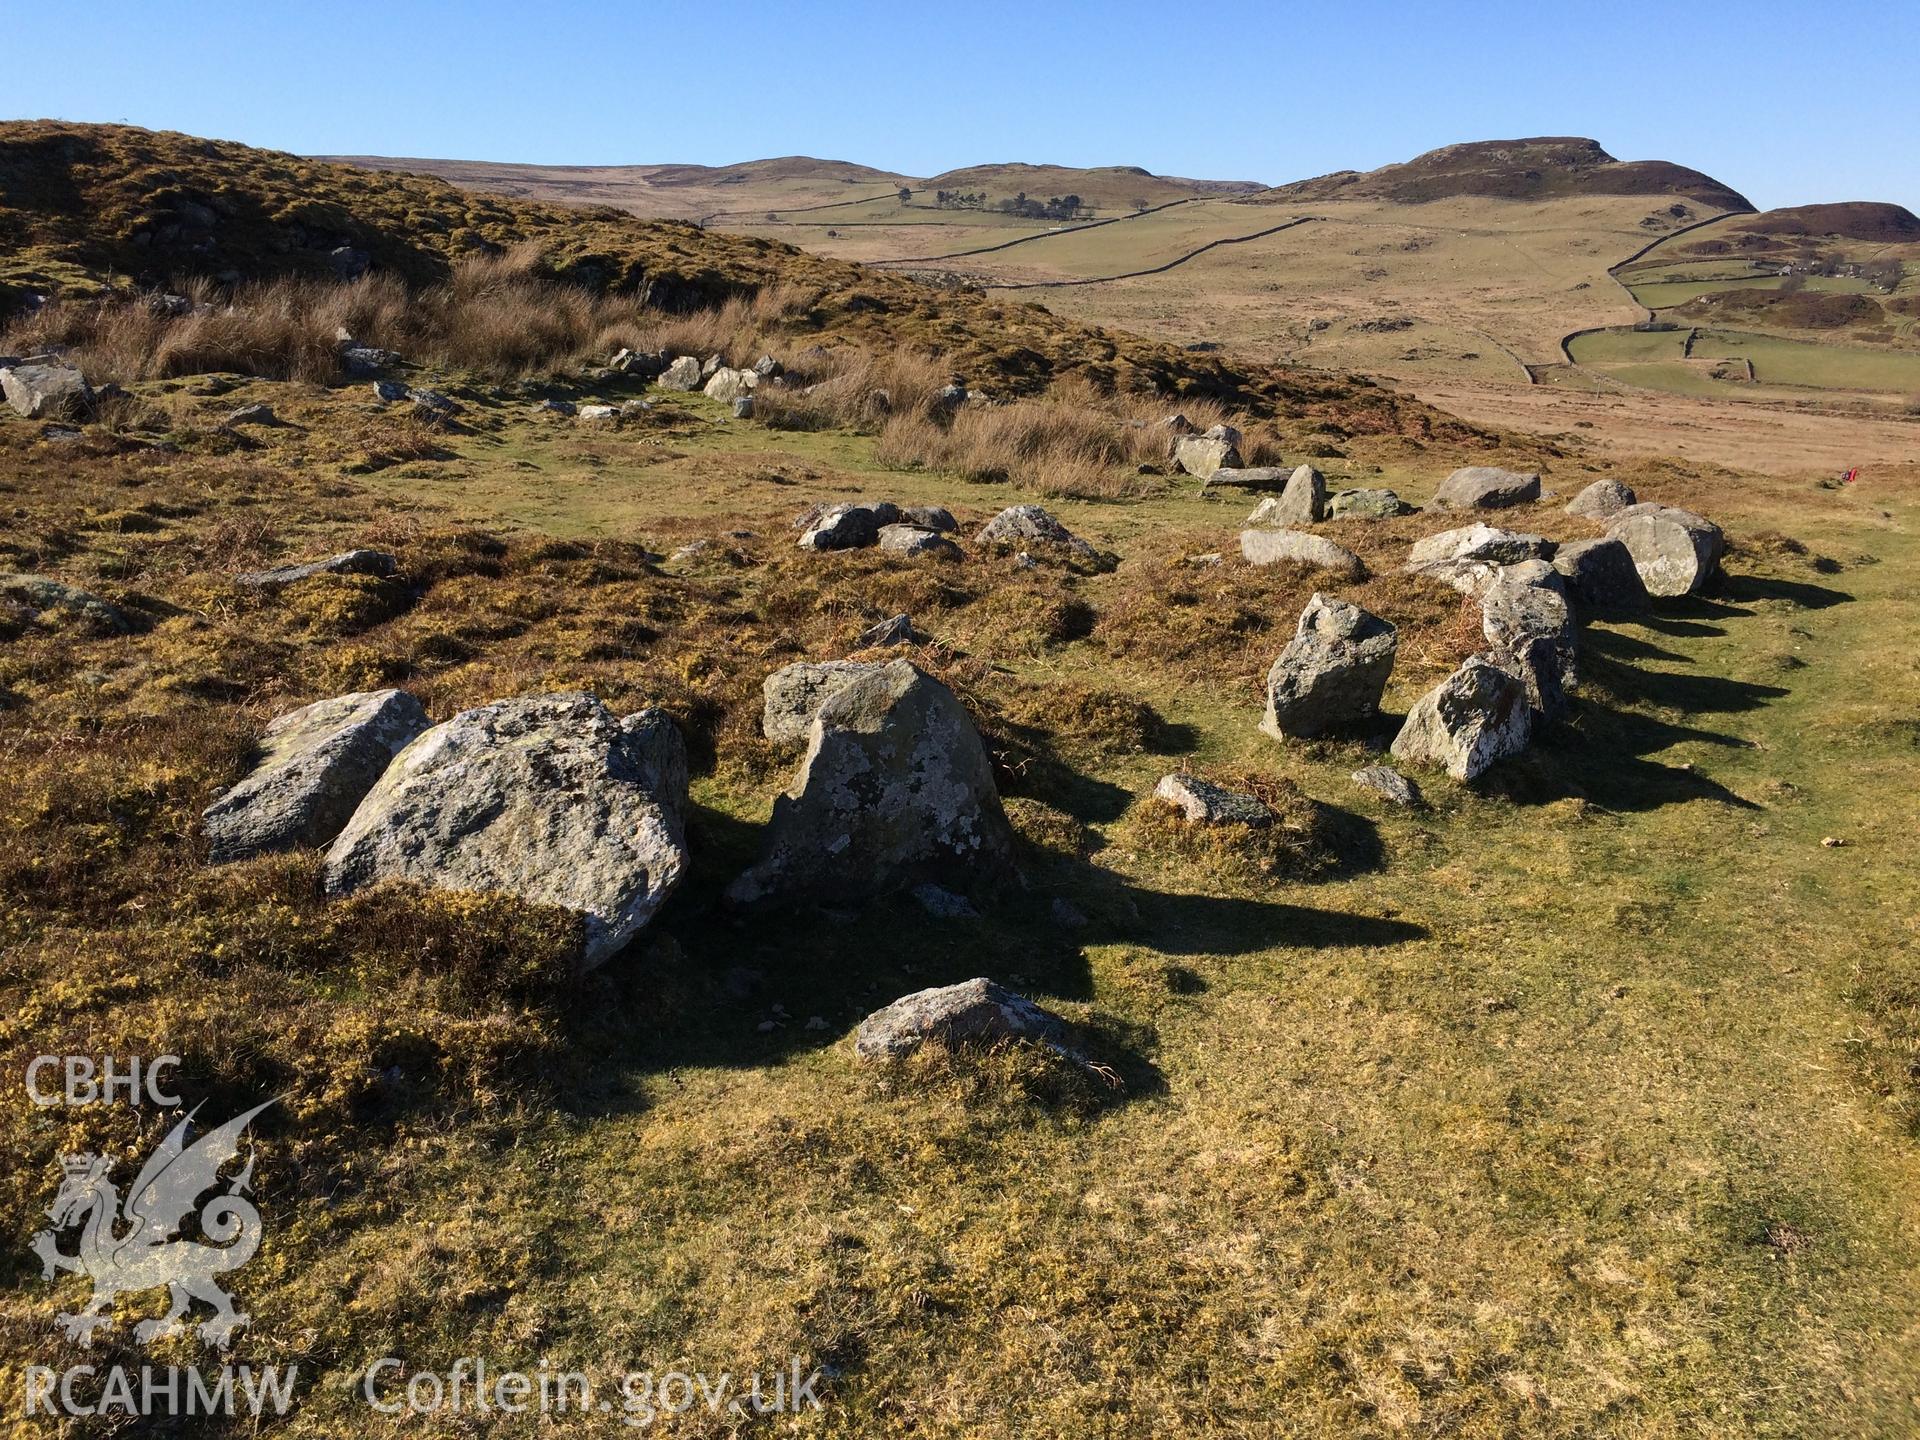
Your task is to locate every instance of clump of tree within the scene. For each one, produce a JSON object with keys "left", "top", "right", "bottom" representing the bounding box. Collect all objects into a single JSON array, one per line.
[
  {"left": 996, "top": 192, "right": 1089, "bottom": 221},
  {"left": 933, "top": 190, "right": 987, "bottom": 210}
]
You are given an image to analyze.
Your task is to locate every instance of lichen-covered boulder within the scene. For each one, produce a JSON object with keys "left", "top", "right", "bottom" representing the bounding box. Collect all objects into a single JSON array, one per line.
[
  {"left": 799, "top": 502, "right": 897, "bottom": 551},
  {"left": 1351, "top": 765, "right": 1422, "bottom": 808},
  {"left": 703, "top": 366, "right": 758, "bottom": 402},
  {"left": 1239, "top": 528, "right": 1365, "bottom": 578},
  {"left": 1405, "top": 523, "right": 1552, "bottom": 595},
  {"left": 1552, "top": 537, "right": 1650, "bottom": 613},
  {"left": 657, "top": 355, "right": 703, "bottom": 391},
  {"left": 1429, "top": 465, "right": 1541, "bottom": 510},
  {"left": 1391, "top": 655, "right": 1532, "bottom": 781},
  {"left": 1480, "top": 574, "right": 1577, "bottom": 719},
  {"left": 203, "top": 689, "right": 429, "bottom": 863},
  {"left": 1260, "top": 593, "right": 1397, "bottom": 739},
  {"left": 1244, "top": 465, "right": 1325, "bottom": 522},
  {"left": 1566, "top": 479, "right": 1637, "bottom": 520},
  {"left": 761, "top": 660, "right": 886, "bottom": 746},
  {"left": 726, "top": 661, "right": 1015, "bottom": 908},
  {"left": 876, "top": 523, "right": 961, "bottom": 558},
  {"left": 324, "top": 693, "right": 689, "bottom": 969},
  {"left": 975, "top": 505, "right": 1106, "bottom": 566},
  {"left": 854, "top": 978, "right": 1067, "bottom": 1062},
  {"left": 1607, "top": 504, "right": 1724, "bottom": 597}
]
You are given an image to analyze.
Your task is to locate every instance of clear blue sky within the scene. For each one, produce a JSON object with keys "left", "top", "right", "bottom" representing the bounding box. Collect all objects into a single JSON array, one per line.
[{"left": 8, "top": 0, "right": 1916, "bottom": 213}]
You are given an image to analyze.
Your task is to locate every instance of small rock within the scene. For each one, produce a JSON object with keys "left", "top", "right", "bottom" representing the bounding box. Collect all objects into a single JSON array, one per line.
[
  {"left": 534, "top": 397, "right": 577, "bottom": 416},
  {"left": 856, "top": 613, "right": 923, "bottom": 648},
  {"left": 732, "top": 395, "right": 755, "bottom": 419},
  {"left": 577, "top": 404, "right": 619, "bottom": 423},
  {"left": 1352, "top": 765, "right": 1422, "bottom": 808},
  {"left": 876, "top": 523, "right": 960, "bottom": 558},
  {"left": 854, "top": 978, "right": 1068, "bottom": 1062},
  {"left": 912, "top": 882, "right": 980, "bottom": 919},
  {"left": 223, "top": 403, "right": 275, "bottom": 426},
  {"left": 804, "top": 1015, "right": 829, "bottom": 1031},
  {"left": 1205, "top": 466, "right": 1293, "bottom": 494},
  {"left": 900, "top": 505, "right": 958, "bottom": 533},
  {"left": 0, "top": 573, "right": 132, "bottom": 635},
  {"left": 1820, "top": 836, "right": 1846, "bottom": 848},
  {"left": 752, "top": 354, "right": 784, "bottom": 379},
  {"left": 1327, "top": 488, "right": 1413, "bottom": 520},
  {"left": 237, "top": 549, "right": 397, "bottom": 589},
  {"left": 371, "top": 379, "right": 409, "bottom": 403},
  {"left": 800, "top": 502, "right": 893, "bottom": 551},
  {"left": 341, "top": 346, "right": 398, "bottom": 378},
  {"left": 1566, "top": 479, "right": 1637, "bottom": 520},
  {"left": 1152, "top": 774, "right": 1273, "bottom": 827},
  {"left": 976, "top": 505, "right": 1105, "bottom": 566}
]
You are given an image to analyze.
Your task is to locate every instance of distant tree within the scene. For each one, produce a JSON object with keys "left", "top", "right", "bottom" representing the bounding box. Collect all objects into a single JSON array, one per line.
[
  {"left": 897, "top": 187, "right": 912, "bottom": 205},
  {"left": 1131, "top": 197, "right": 1151, "bottom": 212}
]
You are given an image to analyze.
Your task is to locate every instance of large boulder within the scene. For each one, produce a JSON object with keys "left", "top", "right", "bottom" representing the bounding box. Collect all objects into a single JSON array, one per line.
[
  {"left": 854, "top": 978, "right": 1068, "bottom": 1062},
  {"left": 1405, "top": 523, "right": 1552, "bottom": 595},
  {"left": 1607, "top": 504, "right": 1724, "bottom": 597},
  {"left": 1239, "top": 528, "right": 1364, "bottom": 578},
  {"left": 1152, "top": 774, "right": 1273, "bottom": 827},
  {"left": 1174, "top": 434, "right": 1241, "bottom": 479},
  {"left": 1260, "top": 593, "right": 1397, "bottom": 739},
  {"left": 0, "top": 573, "right": 131, "bottom": 635},
  {"left": 2, "top": 363, "right": 92, "bottom": 420},
  {"left": 1429, "top": 466, "right": 1542, "bottom": 511},
  {"left": 900, "top": 505, "right": 957, "bottom": 533},
  {"left": 237, "top": 549, "right": 398, "bottom": 588},
  {"left": 762, "top": 660, "right": 886, "bottom": 746},
  {"left": 324, "top": 693, "right": 689, "bottom": 969},
  {"left": 657, "top": 355, "right": 704, "bottom": 391},
  {"left": 202, "top": 690, "right": 429, "bottom": 864},
  {"left": 1328, "top": 488, "right": 1413, "bottom": 520},
  {"left": 1391, "top": 655, "right": 1532, "bottom": 781},
  {"left": 1566, "top": 479, "right": 1637, "bottom": 520},
  {"left": 726, "top": 660, "right": 1016, "bottom": 908},
  {"left": 1552, "top": 537, "right": 1650, "bottom": 613}
]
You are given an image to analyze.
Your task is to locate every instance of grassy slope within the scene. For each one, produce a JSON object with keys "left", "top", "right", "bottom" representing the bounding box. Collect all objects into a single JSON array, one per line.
[{"left": 0, "top": 364, "right": 1916, "bottom": 1434}]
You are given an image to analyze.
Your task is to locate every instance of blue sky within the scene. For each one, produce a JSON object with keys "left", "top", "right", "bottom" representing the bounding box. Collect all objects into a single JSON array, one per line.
[{"left": 8, "top": 0, "right": 1916, "bottom": 212}]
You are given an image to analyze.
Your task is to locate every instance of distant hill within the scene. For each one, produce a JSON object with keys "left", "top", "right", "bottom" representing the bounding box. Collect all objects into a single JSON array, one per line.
[
  {"left": 920, "top": 162, "right": 1262, "bottom": 208},
  {"left": 1259, "top": 138, "right": 1753, "bottom": 211},
  {"left": 1722, "top": 202, "right": 1920, "bottom": 243}
]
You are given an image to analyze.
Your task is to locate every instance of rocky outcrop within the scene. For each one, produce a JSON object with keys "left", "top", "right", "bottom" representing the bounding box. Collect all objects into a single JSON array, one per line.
[
  {"left": 1391, "top": 655, "right": 1532, "bottom": 781},
  {"left": 324, "top": 693, "right": 689, "bottom": 969},
  {"left": 1429, "top": 465, "right": 1542, "bottom": 510},
  {"left": 975, "top": 505, "right": 1106, "bottom": 566},
  {"left": 1566, "top": 479, "right": 1637, "bottom": 520},
  {"left": 1551, "top": 537, "right": 1650, "bottom": 612},
  {"left": 761, "top": 660, "right": 885, "bottom": 746},
  {"left": 1607, "top": 504, "right": 1724, "bottom": 597},
  {"left": 1260, "top": 593, "right": 1397, "bottom": 739},
  {"left": 1152, "top": 774, "right": 1273, "bottom": 827},
  {"left": 854, "top": 978, "right": 1068, "bottom": 1062},
  {"left": 726, "top": 661, "right": 1015, "bottom": 909},
  {"left": 1239, "top": 528, "right": 1365, "bottom": 577},
  {"left": 203, "top": 690, "right": 429, "bottom": 863}
]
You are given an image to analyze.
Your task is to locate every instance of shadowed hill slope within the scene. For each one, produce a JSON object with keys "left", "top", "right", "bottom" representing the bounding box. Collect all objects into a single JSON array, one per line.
[
  {"left": 1260, "top": 137, "right": 1753, "bottom": 211},
  {"left": 1723, "top": 201, "right": 1920, "bottom": 243}
]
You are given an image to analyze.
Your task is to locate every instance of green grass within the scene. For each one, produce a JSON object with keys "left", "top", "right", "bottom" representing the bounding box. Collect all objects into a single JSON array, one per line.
[{"left": 3, "top": 363, "right": 1918, "bottom": 1435}]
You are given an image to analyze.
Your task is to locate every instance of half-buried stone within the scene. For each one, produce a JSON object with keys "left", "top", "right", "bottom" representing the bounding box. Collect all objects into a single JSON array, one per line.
[
  {"left": 237, "top": 549, "right": 398, "bottom": 588},
  {"left": 1566, "top": 479, "right": 1637, "bottom": 520},
  {"left": 1153, "top": 774, "right": 1273, "bottom": 827},
  {"left": 798, "top": 502, "right": 899, "bottom": 552},
  {"left": 726, "top": 660, "right": 1016, "bottom": 909},
  {"left": 324, "top": 693, "right": 689, "bottom": 970},
  {"left": 204, "top": 689, "right": 429, "bottom": 864},
  {"left": 1260, "top": 593, "right": 1397, "bottom": 740},
  {"left": 1239, "top": 528, "right": 1364, "bottom": 578},
  {"left": 975, "top": 504, "right": 1109, "bottom": 568},
  {"left": 1404, "top": 523, "right": 1552, "bottom": 595},
  {"left": 854, "top": 978, "right": 1071, "bottom": 1062}
]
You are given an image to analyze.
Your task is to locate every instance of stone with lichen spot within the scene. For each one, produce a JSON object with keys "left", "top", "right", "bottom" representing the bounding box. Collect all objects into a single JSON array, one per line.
[
  {"left": 1152, "top": 773, "right": 1274, "bottom": 827},
  {"left": 854, "top": 978, "right": 1068, "bottom": 1062}
]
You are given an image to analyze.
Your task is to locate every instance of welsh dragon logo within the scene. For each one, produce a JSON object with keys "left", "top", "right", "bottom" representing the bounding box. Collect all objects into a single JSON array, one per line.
[{"left": 30, "top": 1100, "right": 274, "bottom": 1347}]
